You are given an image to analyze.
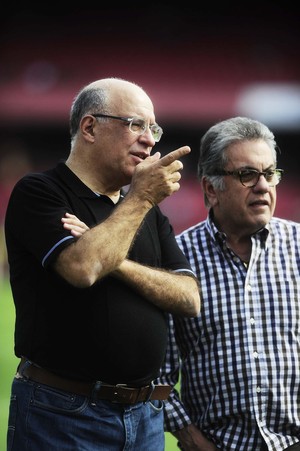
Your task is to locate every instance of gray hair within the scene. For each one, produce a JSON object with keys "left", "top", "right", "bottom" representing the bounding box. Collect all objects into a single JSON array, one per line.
[
  {"left": 197, "top": 117, "right": 278, "bottom": 206},
  {"left": 69, "top": 77, "right": 146, "bottom": 146},
  {"left": 69, "top": 84, "right": 107, "bottom": 143}
]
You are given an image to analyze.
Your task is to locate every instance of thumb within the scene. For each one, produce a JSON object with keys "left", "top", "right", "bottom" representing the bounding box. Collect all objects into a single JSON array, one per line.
[{"left": 144, "top": 151, "right": 161, "bottom": 163}]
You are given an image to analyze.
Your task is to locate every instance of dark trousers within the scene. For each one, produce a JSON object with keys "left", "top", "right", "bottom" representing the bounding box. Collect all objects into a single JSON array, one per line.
[
  {"left": 285, "top": 444, "right": 300, "bottom": 451},
  {"left": 261, "top": 442, "right": 300, "bottom": 451}
]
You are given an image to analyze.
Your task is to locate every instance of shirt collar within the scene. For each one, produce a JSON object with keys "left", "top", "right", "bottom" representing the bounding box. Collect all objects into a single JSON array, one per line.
[
  {"left": 55, "top": 161, "right": 125, "bottom": 202},
  {"left": 206, "top": 208, "right": 270, "bottom": 247}
]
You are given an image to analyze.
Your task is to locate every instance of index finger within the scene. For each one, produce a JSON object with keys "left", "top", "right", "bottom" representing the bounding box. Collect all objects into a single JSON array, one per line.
[{"left": 159, "top": 146, "right": 191, "bottom": 166}]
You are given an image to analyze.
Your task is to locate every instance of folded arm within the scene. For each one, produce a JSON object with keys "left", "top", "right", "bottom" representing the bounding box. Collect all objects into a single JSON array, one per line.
[
  {"left": 113, "top": 259, "right": 200, "bottom": 317},
  {"left": 59, "top": 212, "right": 200, "bottom": 317}
]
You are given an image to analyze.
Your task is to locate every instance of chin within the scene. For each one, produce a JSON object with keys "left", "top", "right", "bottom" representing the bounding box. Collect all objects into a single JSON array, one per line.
[{"left": 254, "top": 216, "right": 269, "bottom": 230}]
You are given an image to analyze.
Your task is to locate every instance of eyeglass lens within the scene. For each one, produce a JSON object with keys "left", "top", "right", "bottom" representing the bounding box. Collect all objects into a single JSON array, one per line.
[
  {"left": 241, "top": 170, "right": 282, "bottom": 187},
  {"left": 129, "top": 118, "right": 162, "bottom": 142}
]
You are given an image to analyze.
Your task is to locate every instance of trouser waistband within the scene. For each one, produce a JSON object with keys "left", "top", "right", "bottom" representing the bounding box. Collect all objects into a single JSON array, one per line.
[{"left": 17, "top": 358, "right": 171, "bottom": 404}]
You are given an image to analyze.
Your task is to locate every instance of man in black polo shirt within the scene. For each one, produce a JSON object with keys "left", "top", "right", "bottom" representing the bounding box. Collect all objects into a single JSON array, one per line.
[{"left": 5, "top": 77, "right": 200, "bottom": 451}]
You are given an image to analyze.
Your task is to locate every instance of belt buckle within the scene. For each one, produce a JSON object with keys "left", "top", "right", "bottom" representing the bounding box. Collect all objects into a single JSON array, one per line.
[{"left": 112, "top": 383, "right": 128, "bottom": 403}]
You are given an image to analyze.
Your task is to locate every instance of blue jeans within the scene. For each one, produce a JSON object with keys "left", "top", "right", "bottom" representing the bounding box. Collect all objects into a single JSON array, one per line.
[{"left": 7, "top": 376, "right": 165, "bottom": 451}]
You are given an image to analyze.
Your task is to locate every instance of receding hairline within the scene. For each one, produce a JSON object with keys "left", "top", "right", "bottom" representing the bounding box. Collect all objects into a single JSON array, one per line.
[{"left": 81, "top": 77, "right": 146, "bottom": 95}]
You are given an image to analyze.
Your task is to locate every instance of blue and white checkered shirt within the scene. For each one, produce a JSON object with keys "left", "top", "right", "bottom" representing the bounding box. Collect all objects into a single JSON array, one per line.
[{"left": 161, "top": 213, "right": 300, "bottom": 450}]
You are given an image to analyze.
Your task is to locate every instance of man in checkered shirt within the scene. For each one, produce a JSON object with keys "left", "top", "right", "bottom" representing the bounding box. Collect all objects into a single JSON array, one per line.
[{"left": 161, "top": 117, "right": 300, "bottom": 451}]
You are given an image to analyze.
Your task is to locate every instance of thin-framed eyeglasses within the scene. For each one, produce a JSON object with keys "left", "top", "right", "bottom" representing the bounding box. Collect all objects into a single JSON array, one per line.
[
  {"left": 212, "top": 168, "right": 284, "bottom": 187},
  {"left": 91, "top": 113, "right": 163, "bottom": 142}
]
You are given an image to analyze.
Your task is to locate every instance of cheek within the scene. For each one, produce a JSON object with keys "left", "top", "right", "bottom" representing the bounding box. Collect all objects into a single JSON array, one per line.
[
  {"left": 222, "top": 189, "right": 241, "bottom": 204},
  {"left": 270, "top": 190, "right": 277, "bottom": 211}
]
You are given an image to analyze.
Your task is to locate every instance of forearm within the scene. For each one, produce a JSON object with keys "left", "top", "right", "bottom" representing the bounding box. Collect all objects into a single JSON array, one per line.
[
  {"left": 55, "top": 193, "right": 152, "bottom": 287},
  {"left": 55, "top": 147, "right": 191, "bottom": 288},
  {"left": 112, "top": 259, "right": 200, "bottom": 317}
]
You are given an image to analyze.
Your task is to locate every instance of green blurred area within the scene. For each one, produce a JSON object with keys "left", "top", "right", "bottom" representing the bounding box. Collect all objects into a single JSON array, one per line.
[
  {"left": 0, "top": 279, "right": 178, "bottom": 450},
  {"left": 0, "top": 280, "right": 18, "bottom": 451}
]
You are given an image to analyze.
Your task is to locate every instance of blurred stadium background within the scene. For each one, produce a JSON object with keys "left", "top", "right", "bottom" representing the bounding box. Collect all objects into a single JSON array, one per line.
[
  {"left": 1, "top": 5, "right": 300, "bottom": 235},
  {"left": 0, "top": 5, "right": 299, "bottom": 449}
]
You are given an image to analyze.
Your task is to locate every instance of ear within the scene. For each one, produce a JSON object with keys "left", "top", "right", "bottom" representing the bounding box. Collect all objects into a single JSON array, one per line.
[
  {"left": 81, "top": 115, "right": 96, "bottom": 143},
  {"left": 201, "top": 176, "right": 219, "bottom": 207}
]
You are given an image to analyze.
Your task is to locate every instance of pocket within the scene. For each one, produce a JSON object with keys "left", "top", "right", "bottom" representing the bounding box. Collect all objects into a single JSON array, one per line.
[
  {"left": 31, "top": 383, "right": 89, "bottom": 415},
  {"left": 149, "top": 399, "right": 164, "bottom": 413}
]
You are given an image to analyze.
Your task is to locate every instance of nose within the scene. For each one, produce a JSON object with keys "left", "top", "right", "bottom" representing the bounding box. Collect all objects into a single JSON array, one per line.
[
  {"left": 140, "top": 127, "right": 156, "bottom": 146},
  {"left": 253, "top": 173, "right": 271, "bottom": 190}
]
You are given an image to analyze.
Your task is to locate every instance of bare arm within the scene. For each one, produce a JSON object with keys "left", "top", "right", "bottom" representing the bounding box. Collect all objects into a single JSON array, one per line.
[
  {"left": 112, "top": 259, "right": 200, "bottom": 317},
  {"left": 54, "top": 147, "right": 190, "bottom": 288},
  {"left": 61, "top": 213, "right": 200, "bottom": 317}
]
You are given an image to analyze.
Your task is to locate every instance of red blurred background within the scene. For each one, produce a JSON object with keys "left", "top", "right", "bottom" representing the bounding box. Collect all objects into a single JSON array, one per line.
[{"left": 1, "top": 5, "right": 300, "bottom": 238}]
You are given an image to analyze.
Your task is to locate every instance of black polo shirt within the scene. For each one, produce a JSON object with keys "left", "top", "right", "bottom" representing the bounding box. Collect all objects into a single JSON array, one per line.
[{"left": 5, "top": 162, "right": 193, "bottom": 385}]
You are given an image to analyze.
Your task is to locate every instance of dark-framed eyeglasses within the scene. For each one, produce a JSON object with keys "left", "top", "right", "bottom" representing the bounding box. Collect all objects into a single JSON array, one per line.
[
  {"left": 91, "top": 113, "right": 163, "bottom": 142},
  {"left": 212, "top": 168, "right": 284, "bottom": 188}
]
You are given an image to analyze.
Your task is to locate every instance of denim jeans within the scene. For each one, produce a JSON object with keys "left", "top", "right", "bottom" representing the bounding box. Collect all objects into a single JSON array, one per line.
[{"left": 7, "top": 376, "right": 165, "bottom": 451}]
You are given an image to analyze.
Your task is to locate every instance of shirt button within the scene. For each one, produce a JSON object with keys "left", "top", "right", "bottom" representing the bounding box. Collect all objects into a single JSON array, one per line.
[
  {"left": 256, "top": 386, "right": 261, "bottom": 393},
  {"left": 253, "top": 351, "right": 259, "bottom": 358},
  {"left": 250, "top": 317, "right": 255, "bottom": 325}
]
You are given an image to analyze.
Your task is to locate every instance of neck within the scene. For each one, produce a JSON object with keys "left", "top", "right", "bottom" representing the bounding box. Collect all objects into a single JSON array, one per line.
[
  {"left": 65, "top": 159, "right": 121, "bottom": 202},
  {"left": 226, "top": 237, "right": 252, "bottom": 263}
]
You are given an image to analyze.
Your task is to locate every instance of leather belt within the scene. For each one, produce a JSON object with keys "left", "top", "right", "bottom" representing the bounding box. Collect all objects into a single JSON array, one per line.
[{"left": 17, "top": 358, "right": 171, "bottom": 404}]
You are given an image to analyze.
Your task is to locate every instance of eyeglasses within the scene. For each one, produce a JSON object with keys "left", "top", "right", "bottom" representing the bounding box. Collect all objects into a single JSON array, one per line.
[
  {"left": 213, "top": 168, "right": 284, "bottom": 188},
  {"left": 91, "top": 113, "right": 163, "bottom": 142}
]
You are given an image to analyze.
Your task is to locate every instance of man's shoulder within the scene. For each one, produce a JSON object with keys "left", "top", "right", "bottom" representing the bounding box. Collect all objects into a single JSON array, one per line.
[
  {"left": 7, "top": 164, "right": 67, "bottom": 210},
  {"left": 269, "top": 216, "right": 300, "bottom": 235},
  {"left": 14, "top": 163, "right": 59, "bottom": 185},
  {"left": 270, "top": 216, "right": 300, "bottom": 227},
  {"left": 175, "top": 219, "right": 207, "bottom": 241}
]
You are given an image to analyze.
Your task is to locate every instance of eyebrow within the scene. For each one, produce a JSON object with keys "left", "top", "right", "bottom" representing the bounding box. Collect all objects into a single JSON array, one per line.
[{"left": 233, "top": 165, "right": 275, "bottom": 172}]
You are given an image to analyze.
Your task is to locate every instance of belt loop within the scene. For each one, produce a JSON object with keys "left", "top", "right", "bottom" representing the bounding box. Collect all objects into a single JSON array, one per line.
[
  {"left": 144, "top": 380, "right": 155, "bottom": 403},
  {"left": 90, "top": 380, "right": 102, "bottom": 405},
  {"left": 18, "top": 358, "right": 32, "bottom": 379}
]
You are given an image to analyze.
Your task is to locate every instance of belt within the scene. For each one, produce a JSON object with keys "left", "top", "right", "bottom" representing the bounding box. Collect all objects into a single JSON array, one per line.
[{"left": 17, "top": 358, "right": 171, "bottom": 404}]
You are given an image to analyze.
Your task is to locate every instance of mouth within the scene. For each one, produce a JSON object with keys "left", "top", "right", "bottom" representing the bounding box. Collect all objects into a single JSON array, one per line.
[
  {"left": 130, "top": 152, "right": 149, "bottom": 162},
  {"left": 249, "top": 199, "right": 269, "bottom": 208}
]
